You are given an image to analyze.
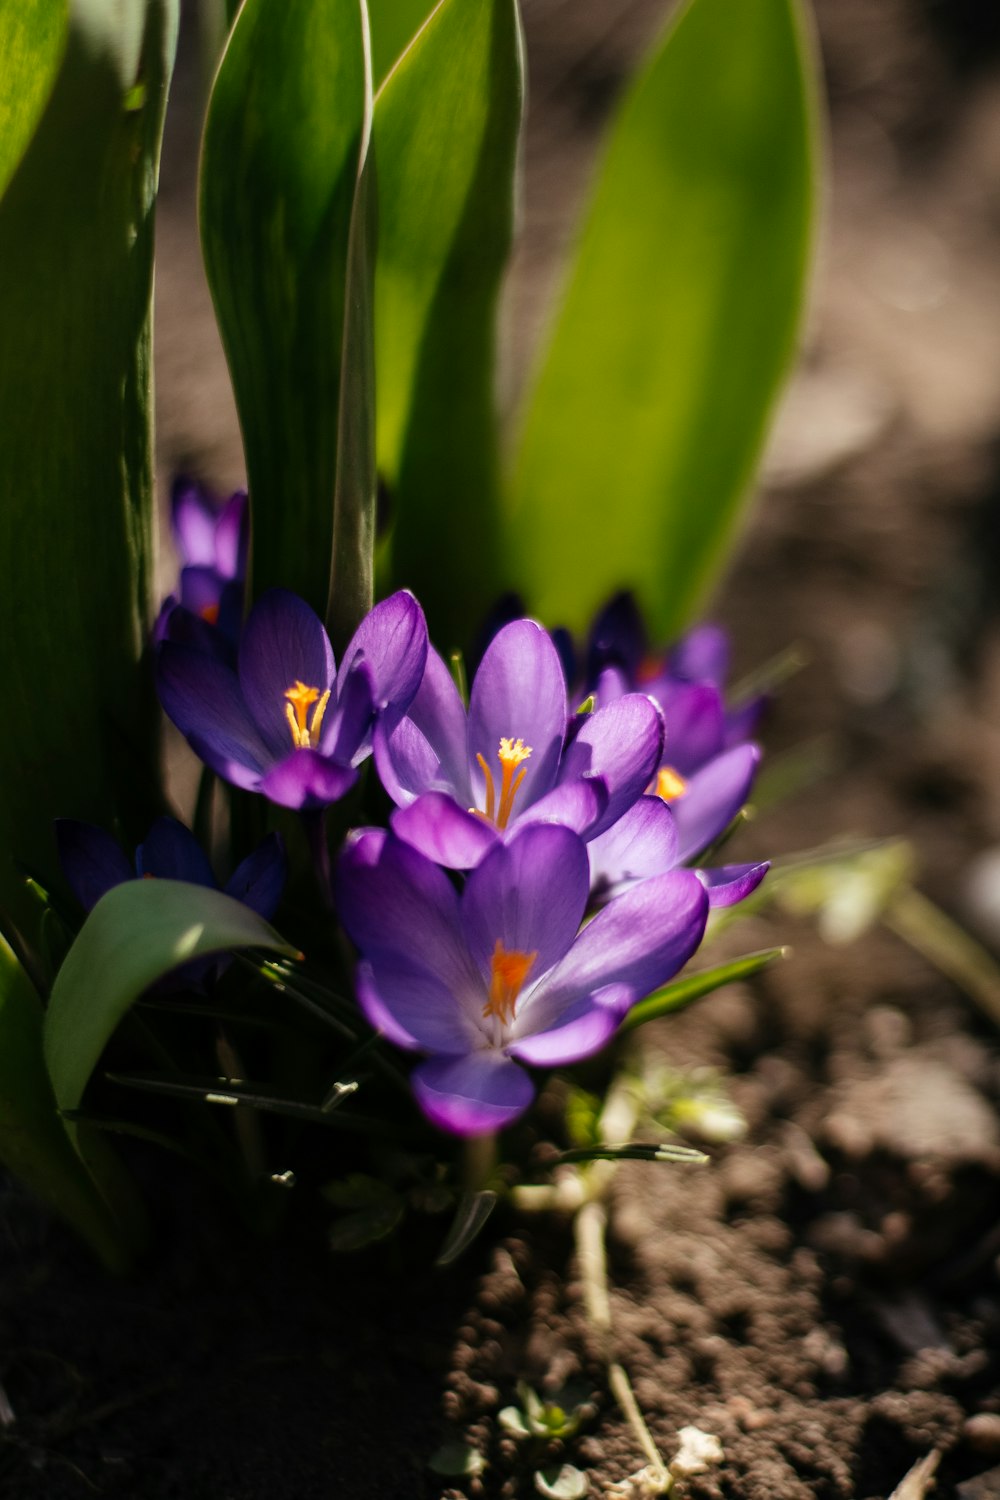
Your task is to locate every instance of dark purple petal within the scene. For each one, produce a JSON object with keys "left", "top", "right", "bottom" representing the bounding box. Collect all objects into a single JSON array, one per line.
[
  {"left": 171, "top": 476, "right": 217, "bottom": 566},
  {"left": 214, "top": 491, "right": 248, "bottom": 580},
  {"left": 509, "top": 983, "right": 632, "bottom": 1067},
  {"left": 586, "top": 795, "right": 679, "bottom": 900},
  {"left": 696, "top": 861, "right": 769, "bottom": 908},
  {"left": 224, "top": 833, "right": 287, "bottom": 919},
  {"left": 56, "top": 820, "right": 133, "bottom": 911},
  {"left": 514, "top": 776, "right": 608, "bottom": 837},
  {"left": 468, "top": 621, "right": 566, "bottom": 812},
  {"left": 338, "top": 590, "right": 428, "bottom": 732},
  {"left": 411, "top": 1052, "right": 535, "bottom": 1135},
  {"left": 586, "top": 591, "right": 647, "bottom": 682},
  {"left": 558, "top": 694, "right": 664, "bottom": 838},
  {"left": 354, "top": 960, "right": 422, "bottom": 1050},
  {"left": 669, "top": 623, "right": 729, "bottom": 686},
  {"left": 390, "top": 793, "right": 500, "bottom": 869},
  {"left": 258, "top": 749, "right": 357, "bottom": 811},
  {"left": 357, "top": 953, "right": 483, "bottom": 1054},
  {"left": 157, "top": 643, "right": 270, "bottom": 782},
  {"left": 672, "top": 744, "right": 760, "bottom": 863},
  {"left": 238, "top": 590, "right": 335, "bottom": 755},
  {"left": 137, "top": 817, "right": 216, "bottom": 887},
  {"left": 158, "top": 603, "right": 235, "bottom": 664},
  {"left": 724, "top": 695, "right": 766, "bottom": 747},
  {"left": 178, "top": 565, "right": 226, "bottom": 621},
  {"left": 461, "top": 824, "right": 590, "bottom": 982},
  {"left": 656, "top": 680, "right": 726, "bottom": 774},
  {"left": 336, "top": 829, "right": 477, "bottom": 1000},
  {"left": 519, "top": 870, "right": 708, "bottom": 1036},
  {"left": 320, "top": 660, "right": 375, "bottom": 766}
]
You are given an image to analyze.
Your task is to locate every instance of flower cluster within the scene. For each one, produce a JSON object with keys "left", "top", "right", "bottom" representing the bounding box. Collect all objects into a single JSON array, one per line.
[{"left": 85, "top": 549, "right": 767, "bottom": 1138}]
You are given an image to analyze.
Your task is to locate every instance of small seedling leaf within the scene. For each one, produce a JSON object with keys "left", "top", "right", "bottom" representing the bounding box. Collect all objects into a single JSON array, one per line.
[
  {"left": 436, "top": 1188, "right": 498, "bottom": 1266},
  {"left": 535, "top": 1464, "right": 590, "bottom": 1499},
  {"left": 427, "top": 1441, "right": 487, "bottom": 1478}
]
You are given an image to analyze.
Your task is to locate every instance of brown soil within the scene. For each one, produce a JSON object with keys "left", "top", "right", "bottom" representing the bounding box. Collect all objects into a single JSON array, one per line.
[{"left": 6, "top": 1, "right": 1000, "bottom": 1496}]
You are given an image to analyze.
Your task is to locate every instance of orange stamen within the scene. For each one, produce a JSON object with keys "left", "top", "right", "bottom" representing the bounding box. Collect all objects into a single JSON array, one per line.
[
  {"left": 200, "top": 603, "right": 220, "bottom": 626},
  {"left": 482, "top": 939, "right": 537, "bottom": 1026},
  {"left": 653, "top": 765, "right": 688, "bottom": 803},
  {"left": 472, "top": 738, "right": 533, "bottom": 828},
  {"left": 284, "top": 680, "right": 331, "bottom": 749}
]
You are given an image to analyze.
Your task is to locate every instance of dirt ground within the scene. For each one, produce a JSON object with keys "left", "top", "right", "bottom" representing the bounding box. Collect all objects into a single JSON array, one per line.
[{"left": 5, "top": 1, "right": 1000, "bottom": 1496}]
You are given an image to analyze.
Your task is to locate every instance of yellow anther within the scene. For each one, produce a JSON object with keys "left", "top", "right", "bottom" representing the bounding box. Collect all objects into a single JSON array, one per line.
[
  {"left": 473, "top": 737, "right": 533, "bottom": 829},
  {"left": 284, "top": 680, "right": 331, "bottom": 749},
  {"left": 482, "top": 939, "right": 536, "bottom": 1026},
  {"left": 653, "top": 765, "right": 688, "bottom": 803}
]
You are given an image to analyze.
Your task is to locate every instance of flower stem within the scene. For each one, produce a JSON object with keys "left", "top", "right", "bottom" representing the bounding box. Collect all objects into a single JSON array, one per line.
[
  {"left": 463, "top": 1130, "right": 497, "bottom": 1193},
  {"left": 302, "top": 808, "right": 334, "bottom": 910}
]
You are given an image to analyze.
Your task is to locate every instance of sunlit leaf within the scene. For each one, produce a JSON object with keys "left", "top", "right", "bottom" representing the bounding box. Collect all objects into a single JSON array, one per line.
[
  {"left": 43, "top": 880, "right": 297, "bottom": 1122},
  {"left": 200, "top": 0, "right": 372, "bottom": 628},
  {"left": 620, "top": 947, "right": 788, "bottom": 1032},
  {"left": 368, "top": 0, "right": 436, "bottom": 89},
  {"left": 374, "top": 0, "right": 523, "bottom": 646},
  {"left": 0, "top": 0, "right": 67, "bottom": 199},
  {"left": 509, "top": 0, "right": 819, "bottom": 636},
  {"left": 0, "top": 0, "right": 178, "bottom": 933}
]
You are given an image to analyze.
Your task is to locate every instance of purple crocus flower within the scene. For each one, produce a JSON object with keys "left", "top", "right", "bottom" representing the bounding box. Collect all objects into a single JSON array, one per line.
[
  {"left": 157, "top": 588, "right": 428, "bottom": 811},
  {"left": 336, "top": 823, "right": 709, "bottom": 1135},
  {"left": 56, "top": 816, "right": 287, "bottom": 919},
  {"left": 374, "top": 619, "right": 664, "bottom": 869},
  {"left": 154, "top": 478, "right": 249, "bottom": 657}
]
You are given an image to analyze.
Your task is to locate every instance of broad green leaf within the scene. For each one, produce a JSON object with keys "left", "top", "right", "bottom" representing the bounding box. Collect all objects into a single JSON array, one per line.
[
  {"left": 200, "top": 0, "right": 372, "bottom": 627},
  {"left": 0, "top": 0, "right": 67, "bottom": 199},
  {"left": 43, "top": 880, "right": 298, "bottom": 1121},
  {"left": 0, "top": 931, "right": 130, "bottom": 1270},
  {"left": 509, "top": 0, "right": 819, "bottom": 636},
  {"left": 374, "top": 0, "right": 523, "bottom": 647},
  {"left": 368, "top": 0, "right": 436, "bottom": 89},
  {"left": 620, "top": 947, "right": 788, "bottom": 1032},
  {"left": 0, "top": 0, "right": 177, "bottom": 933}
]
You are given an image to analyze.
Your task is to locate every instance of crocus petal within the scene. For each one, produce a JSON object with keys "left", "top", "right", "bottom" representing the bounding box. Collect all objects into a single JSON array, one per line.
[
  {"left": 462, "top": 824, "right": 590, "bottom": 982},
  {"left": 672, "top": 743, "right": 760, "bottom": 863},
  {"left": 258, "top": 750, "right": 357, "bottom": 811},
  {"left": 696, "top": 861, "right": 769, "bottom": 908},
  {"left": 337, "top": 590, "right": 427, "bottom": 732},
  {"left": 157, "top": 643, "right": 270, "bottom": 779},
  {"left": 586, "top": 591, "right": 647, "bottom": 680},
  {"left": 515, "top": 776, "right": 608, "bottom": 838},
  {"left": 375, "top": 717, "right": 448, "bottom": 808},
  {"left": 670, "top": 623, "right": 729, "bottom": 686},
  {"left": 158, "top": 604, "right": 234, "bottom": 663},
  {"left": 321, "top": 660, "right": 375, "bottom": 766},
  {"left": 558, "top": 693, "right": 664, "bottom": 837},
  {"left": 724, "top": 696, "right": 766, "bottom": 747},
  {"left": 411, "top": 1052, "right": 535, "bottom": 1136},
  {"left": 56, "top": 820, "right": 133, "bottom": 911},
  {"left": 509, "top": 983, "right": 632, "bottom": 1067},
  {"left": 390, "top": 793, "right": 500, "bottom": 870},
  {"left": 336, "top": 829, "right": 479, "bottom": 1000},
  {"left": 354, "top": 960, "right": 422, "bottom": 1051},
  {"left": 518, "top": 870, "right": 708, "bottom": 1038},
  {"left": 656, "top": 680, "right": 726, "bottom": 773},
  {"left": 178, "top": 565, "right": 225, "bottom": 621},
  {"left": 214, "top": 490, "right": 248, "bottom": 579},
  {"left": 137, "top": 817, "right": 216, "bottom": 887},
  {"left": 590, "top": 664, "right": 629, "bottom": 709},
  {"left": 468, "top": 620, "right": 567, "bottom": 811},
  {"left": 171, "top": 477, "right": 217, "bottom": 566},
  {"left": 586, "top": 795, "right": 679, "bottom": 900},
  {"left": 401, "top": 647, "right": 469, "bottom": 795},
  {"left": 357, "top": 953, "right": 484, "bottom": 1054},
  {"left": 224, "top": 833, "right": 288, "bottom": 920},
  {"left": 238, "top": 590, "right": 335, "bottom": 755}
]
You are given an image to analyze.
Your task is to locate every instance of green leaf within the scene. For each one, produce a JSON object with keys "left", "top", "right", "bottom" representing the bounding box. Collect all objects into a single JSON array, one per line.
[
  {"left": 428, "top": 1441, "right": 487, "bottom": 1479},
  {"left": 373, "top": 0, "right": 523, "bottom": 646},
  {"left": 555, "top": 1142, "right": 708, "bottom": 1167},
  {"left": 620, "top": 947, "right": 788, "bottom": 1032},
  {"left": 328, "top": 1198, "right": 404, "bottom": 1251},
  {"left": 43, "top": 880, "right": 298, "bottom": 1122},
  {"left": 368, "top": 0, "right": 436, "bottom": 90},
  {"left": 0, "top": 0, "right": 178, "bottom": 933},
  {"left": 0, "top": 931, "right": 131, "bottom": 1270},
  {"left": 508, "top": 0, "right": 819, "bottom": 636},
  {"left": 0, "top": 0, "right": 67, "bottom": 199},
  {"left": 535, "top": 1464, "right": 590, "bottom": 1500},
  {"left": 200, "top": 0, "right": 372, "bottom": 626},
  {"left": 435, "top": 1186, "right": 497, "bottom": 1266}
]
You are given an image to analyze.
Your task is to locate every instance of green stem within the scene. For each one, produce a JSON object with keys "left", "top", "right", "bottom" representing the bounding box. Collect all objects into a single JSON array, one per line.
[{"left": 885, "top": 885, "right": 1000, "bottom": 1028}]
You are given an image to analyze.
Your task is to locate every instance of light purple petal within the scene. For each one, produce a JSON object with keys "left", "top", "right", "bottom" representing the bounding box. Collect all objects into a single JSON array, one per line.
[
  {"left": 514, "top": 776, "right": 608, "bottom": 837},
  {"left": 157, "top": 643, "right": 270, "bottom": 780},
  {"left": 171, "top": 478, "right": 217, "bottom": 566},
  {"left": 724, "top": 695, "right": 766, "bottom": 747},
  {"left": 238, "top": 590, "right": 335, "bottom": 756},
  {"left": 518, "top": 870, "right": 708, "bottom": 1038},
  {"left": 137, "top": 818, "right": 216, "bottom": 887},
  {"left": 657, "top": 680, "right": 726, "bottom": 773},
  {"left": 390, "top": 793, "right": 500, "bottom": 870},
  {"left": 374, "top": 717, "right": 450, "bottom": 808},
  {"left": 468, "top": 621, "right": 567, "bottom": 812},
  {"left": 336, "top": 829, "right": 478, "bottom": 1002},
  {"left": 696, "top": 861, "right": 769, "bottom": 908},
  {"left": 586, "top": 795, "right": 679, "bottom": 899},
  {"left": 354, "top": 960, "right": 422, "bottom": 1051},
  {"left": 224, "top": 833, "right": 287, "bottom": 920},
  {"left": 338, "top": 590, "right": 428, "bottom": 730},
  {"left": 320, "top": 660, "right": 375, "bottom": 766},
  {"left": 672, "top": 743, "right": 760, "bottom": 863},
  {"left": 357, "top": 953, "right": 484, "bottom": 1054},
  {"left": 591, "top": 664, "right": 629, "bottom": 709},
  {"left": 670, "top": 623, "right": 729, "bottom": 686},
  {"left": 56, "top": 820, "right": 133, "bottom": 911},
  {"left": 411, "top": 1052, "right": 535, "bottom": 1135},
  {"left": 558, "top": 693, "right": 664, "bottom": 838},
  {"left": 509, "top": 983, "right": 632, "bottom": 1067},
  {"left": 214, "top": 491, "right": 248, "bottom": 580},
  {"left": 402, "top": 647, "right": 470, "bottom": 795},
  {"left": 258, "top": 750, "right": 357, "bottom": 810},
  {"left": 178, "top": 565, "right": 225, "bottom": 621},
  {"left": 461, "top": 824, "right": 590, "bottom": 983}
]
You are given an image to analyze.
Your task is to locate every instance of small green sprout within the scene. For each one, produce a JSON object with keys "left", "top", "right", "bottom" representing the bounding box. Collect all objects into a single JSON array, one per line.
[{"left": 498, "top": 1381, "right": 596, "bottom": 1443}]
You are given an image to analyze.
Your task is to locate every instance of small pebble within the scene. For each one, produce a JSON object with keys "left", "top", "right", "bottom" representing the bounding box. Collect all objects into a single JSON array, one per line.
[{"left": 965, "top": 1414, "right": 1000, "bottom": 1457}]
